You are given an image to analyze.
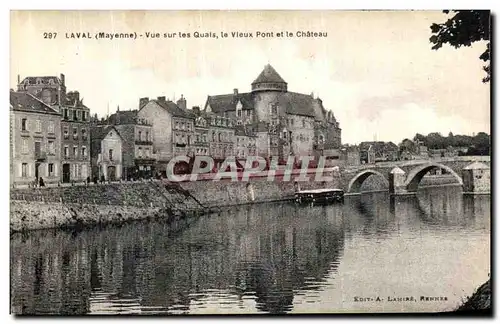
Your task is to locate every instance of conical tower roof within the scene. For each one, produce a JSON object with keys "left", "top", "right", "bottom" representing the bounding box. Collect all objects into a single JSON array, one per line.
[{"left": 251, "top": 64, "right": 288, "bottom": 92}]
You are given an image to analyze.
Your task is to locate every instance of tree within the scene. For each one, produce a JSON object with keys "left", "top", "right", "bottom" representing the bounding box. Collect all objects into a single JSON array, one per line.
[{"left": 430, "top": 10, "right": 491, "bottom": 82}]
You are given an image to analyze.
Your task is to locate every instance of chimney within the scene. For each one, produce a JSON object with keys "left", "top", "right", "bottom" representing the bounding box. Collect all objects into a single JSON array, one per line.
[
  {"left": 177, "top": 94, "right": 186, "bottom": 110},
  {"left": 60, "top": 73, "right": 65, "bottom": 86},
  {"left": 233, "top": 88, "right": 238, "bottom": 96},
  {"left": 17, "top": 75, "right": 20, "bottom": 84},
  {"left": 157, "top": 96, "right": 166, "bottom": 102},
  {"left": 139, "top": 97, "right": 149, "bottom": 109},
  {"left": 192, "top": 106, "right": 200, "bottom": 115}
]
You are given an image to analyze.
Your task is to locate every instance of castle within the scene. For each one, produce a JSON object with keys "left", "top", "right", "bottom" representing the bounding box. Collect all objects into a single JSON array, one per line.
[{"left": 204, "top": 64, "right": 342, "bottom": 159}]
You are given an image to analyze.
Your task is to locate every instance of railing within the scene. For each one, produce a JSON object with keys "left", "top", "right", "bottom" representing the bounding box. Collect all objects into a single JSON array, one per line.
[
  {"left": 135, "top": 140, "right": 153, "bottom": 145},
  {"left": 35, "top": 151, "right": 47, "bottom": 161}
]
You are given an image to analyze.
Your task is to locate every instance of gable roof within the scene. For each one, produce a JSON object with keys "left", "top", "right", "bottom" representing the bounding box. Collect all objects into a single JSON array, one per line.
[
  {"left": 90, "top": 125, "right": 123, "bottom": 142},
  {"left": 252, "top": 64, "right": 287, "bottom": 85},
  {"left": 150, "top": 99, "right": 194, "bottom": 119},
  {"left": 205, "top": 92, "right": 253, "bottom": 113},
  {"left": 10, "top": 91, "right": 60, "bottom": 115}
]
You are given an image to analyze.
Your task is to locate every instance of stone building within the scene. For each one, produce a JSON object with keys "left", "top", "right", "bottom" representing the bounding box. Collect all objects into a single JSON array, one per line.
[
  {"left": 138, "top": 96, "right": 195, "bottom": 173},
  {"left": 204, "top": 64, "right": 342, "bottom": 159},
  {"left": 10, "top": 91, "right": 61, "bottom": 186},
  {"left": 206, "top": 113, "right": 235, "bottom": 161},
  {"left": 234, "top": 125, "right": 257, "bottom": 159},
  {"left": 192, "top": 107, "right": 210, "bottom": 156},
  {"left": 90, "top": 125, "right": 123, "bottom": 181},
  {"left": 359, "top": 141, "right": 399, "bottom": 163},
  {"left": 107, "top": 109, "right": 156, "bottom": 179},
  {"left": 462, "top": 161, "right": 490, "bottom": 193},
  {"left": 16, "top": 74, "right": 91, "bottom": 183},
  {"left": 59, "top": 91, "right": 91, "bottom": 183}
]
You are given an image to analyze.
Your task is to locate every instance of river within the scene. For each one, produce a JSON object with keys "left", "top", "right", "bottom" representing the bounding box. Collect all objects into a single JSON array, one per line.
[{"left": 10, "top": 186, "right": 490, "bottom": 315}]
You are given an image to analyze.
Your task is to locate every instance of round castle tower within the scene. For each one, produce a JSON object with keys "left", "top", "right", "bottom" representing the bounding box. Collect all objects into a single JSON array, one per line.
[{"left": 251, "top": 64, "right": 287, "bottom": 123}]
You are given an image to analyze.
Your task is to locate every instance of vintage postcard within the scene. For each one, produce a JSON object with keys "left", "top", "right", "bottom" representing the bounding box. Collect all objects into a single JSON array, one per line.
[{"left": 9, "top": 10, "right": 491, "bottom": 315}]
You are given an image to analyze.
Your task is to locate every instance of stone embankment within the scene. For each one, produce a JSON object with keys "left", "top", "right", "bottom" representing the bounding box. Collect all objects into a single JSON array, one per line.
[
  {"left": 10, "top": 171, "right": 461, "bottom": 232},
  {"left": 10, "top": 181, "right": 205, "bottom": 233}
]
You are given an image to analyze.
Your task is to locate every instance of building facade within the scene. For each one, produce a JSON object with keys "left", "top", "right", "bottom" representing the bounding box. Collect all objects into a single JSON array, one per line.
[
  {"left": 107, "top": 109, "right": 156, "bottom": 179},
  {"left": 90, "top": 125, "right": 123, "bottom": 181},
  {"left": 10, "top": 91, "right": 61, "bottom": 186},
  {"left": 204, "top": 64, "right": 342, "bottom": 159},
  {"left": 138, "top": 96, "right": 195, "bottom": 173},
  {"left": 17, "top": 74, "right": 91, "bottom": 183},
  {"left": 60, "top": 91, "right": 91, "bottom": 183}
]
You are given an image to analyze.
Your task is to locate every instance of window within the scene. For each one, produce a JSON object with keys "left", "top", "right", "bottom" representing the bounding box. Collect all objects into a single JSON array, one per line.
[
  {"left": 48, "top": 140, "right": 55, "bottom": 154},
  {"left": 283, "top": 131, "right": 287, "bottom": 139},
  {"left": 212, "top": 132, "right": 216, "bottom": 141},
  {"left": 202, "top": 134, "right": 207, "bottom": 142},
  {"left": 48, "top": 163, "right": 54, "bottom": 176},
  {"left": 237, "top": 110, "right": 242, "bottom": 118},
  {"left": 187, "top": 136, "right": 191, "bottom": 146},
  {"left": 109, "top": 149, "right": 113, "bottom": 161},
  {"left": 187, "top": 124, "right": 191, "bottom": 131},
  {"left": 181, "top": 122, "right": 185, "bottom": 130},
  {"left": 271, "top": 104, "right": 278, "bottom": 115},
  {"left": 175, "top": 121, "right": 179, "bottom": 129},
  {"left": 64, "top": 127, "right": 69, "bottom": 139},
  {"left": 35, "top": 120, "right": 41, "bottom": 132},
  {"left": 81, "top": 146, "right": 87, "bottom": 157},
  {"left": 48, "top": 121, "right": 54, "bottom": 133},
  {"left": 64, "top": 146, "right": 69, "bottom": 158},
  {"left": 77, "top": 110, "right": 81, "bottom": 121},
  {"left": 63, "top": 109, "right": 68, "bottom": 120},
  {"left": 73, "top": 146, "right": 78, "bottom": 158},
  {"left": 218, "top": 133, "right": 222, "bottom": 142},
  {"left": 81, "top": 129, "right": 87, "bottom": 140},
  {"left": 145, "top": 148, "right": 149, "bottom": 157},
  {"left": 246, "top": 110, "right": 251, "bottom": 116},
  {"left": 73, "top": 110, "right": 77, "bottom": 121},
  {"left": 138, "top": 130, "right": 142, "bottom": 141},
  {"left": 22, "top": 138, "right": 28, "bottom": 153},
  {"left": 146, "top": 131, "right": 149, "bottom": 141},
  {"left": 21, "top": 118, "right": 27, "bottom": 131},
  {"left": 21, "top": 163, "right": 27, "bottom": 177},
  {"left": 138, "top": 147, "right": 142, "bottom": 157},
  {"left": 73, "top": 127, "right": 78, "bottom": 139},
  {"left": 82, "top": 111, "right": 87, "bottom": 121},
  {"left": 302, "top": 120, "right": 306, "bottom": 128}
]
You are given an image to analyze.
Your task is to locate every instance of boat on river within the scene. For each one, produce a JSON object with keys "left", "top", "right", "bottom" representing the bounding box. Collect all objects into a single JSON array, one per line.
[{"left": 294, "top": 188, "right": 344, "bottom": 205}]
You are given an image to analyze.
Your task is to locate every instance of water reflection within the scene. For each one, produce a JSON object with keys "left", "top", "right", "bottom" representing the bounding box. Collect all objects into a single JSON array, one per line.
[{"left": 10, "top": 187, "right": 490, "bottom": 315}]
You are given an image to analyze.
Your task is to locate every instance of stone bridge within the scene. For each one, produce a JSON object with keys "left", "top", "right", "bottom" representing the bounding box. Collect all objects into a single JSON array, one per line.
[{"left": 338, "top": 156, "right": 490, "bottom": 195}]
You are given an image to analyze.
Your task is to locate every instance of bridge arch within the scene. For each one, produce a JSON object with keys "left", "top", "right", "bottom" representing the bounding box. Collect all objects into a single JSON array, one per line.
[
  {"left": 347, "top": 169, "right": 389, "bottom": 194},
  {"left": 404, "top": 163, "right": 463, "bottom": 192}
]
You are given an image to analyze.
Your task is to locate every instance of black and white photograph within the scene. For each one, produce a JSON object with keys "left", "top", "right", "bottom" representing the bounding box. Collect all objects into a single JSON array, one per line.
[{"left": 8, "top": 9, "right": 491, "bottom": 315}]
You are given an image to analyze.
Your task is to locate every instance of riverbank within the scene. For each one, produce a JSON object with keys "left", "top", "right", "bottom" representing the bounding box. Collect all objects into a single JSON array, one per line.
[
  {"left": 9, "top": 181, "right": 206, "bottom": 233},
  {"left": 456, "top": 279, "right": 491, "bottom": 313},
  {"left": 9, "top": 173, "right": 462, "bottom": 232}
]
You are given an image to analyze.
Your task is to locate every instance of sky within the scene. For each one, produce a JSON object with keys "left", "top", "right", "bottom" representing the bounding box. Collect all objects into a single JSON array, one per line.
[{"left": 9, "top": 10, "right": 490, "bottom": 145}]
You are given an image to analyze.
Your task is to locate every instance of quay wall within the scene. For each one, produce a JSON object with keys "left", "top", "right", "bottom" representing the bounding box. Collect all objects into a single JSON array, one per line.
[
  {"left": 10, "top": 172, "right": 461, "bottom": 232},
  {"left": 10, "top": 181, "right": 204, "bottom": 232}
]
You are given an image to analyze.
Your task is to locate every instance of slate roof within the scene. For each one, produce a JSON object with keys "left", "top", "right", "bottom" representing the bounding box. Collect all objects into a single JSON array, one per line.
[
  {"left": 108, "top": 110, "right": 138, "bottom": 125},
  {"left": 152, "top": 99, "right": 195, "bottom": 119},
  {"left": 205, "top": 91, "right": 317, "bottom": 118},
  {"left": 20, "top": 76, "right": 63, "bottom": 86},
  {"left": 205, "top": 92, "right": 254, "bottom": 113},
  {"left": 10, "top": 91, "right": 60, "bottom": 115},
  {"left": 90, "top": 125, "right": 123, "bottom": 159},
  {"left": 252, "top": 64, "right": 287, "bottom": 85}
]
